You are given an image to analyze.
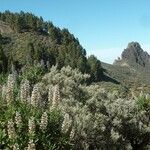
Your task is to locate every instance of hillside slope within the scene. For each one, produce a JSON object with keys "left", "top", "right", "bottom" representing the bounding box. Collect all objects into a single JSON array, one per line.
[
  {"left": 0, "top": 11, "right": 149, "bottom": 93},
  {"left": 0, "top": 11, "right": 103, "bottom": 82}
]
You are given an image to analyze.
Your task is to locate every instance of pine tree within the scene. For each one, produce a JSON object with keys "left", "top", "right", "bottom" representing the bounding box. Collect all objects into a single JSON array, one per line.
[
  {"left": 26, "top": 42, "right": 35, "bottom": 65},
  {"left": 0, "top": 32, "right": 2, "bottom": 41},
  {"left": 87, "top": 55, "right": 103, "bottom": 81},
  {"left": 0, "top": 45, "right": 7, "bottom": 73}
]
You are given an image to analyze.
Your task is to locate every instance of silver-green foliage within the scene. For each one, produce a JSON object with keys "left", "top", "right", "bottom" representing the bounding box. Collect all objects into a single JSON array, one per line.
[
  {"left": 0, "top": 66, "right": 149, "bottom": 150},
  {"left": 42, "top": 66, "right": 150, "bottom": 150}
]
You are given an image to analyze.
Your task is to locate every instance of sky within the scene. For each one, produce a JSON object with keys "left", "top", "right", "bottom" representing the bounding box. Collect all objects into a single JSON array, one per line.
[{"left": 0, "top": 0, "right": 150, "bottom": 64}]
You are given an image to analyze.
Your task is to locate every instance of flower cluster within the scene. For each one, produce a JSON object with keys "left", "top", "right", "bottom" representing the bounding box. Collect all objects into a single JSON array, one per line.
[
  {"left": 28, "top": 116, "right": 35, "bottom": 135},
  {"left": 27, "top": 139, "right": 36, "bottom": 150},
  {"left": 20, "top": 79, "right": 30, "bottom": 103},
  {"left": 61, "top": 113, "right": 72, "bottom": 134},
  {"left": 5, "top": 74, "right": 15, "bottom": 105},
  {"left": 52, "top": 85, "right": 60, "bottom": 108},
  {"left": 31, "top": 84, "right": 41, "bottom": 107},
  {"left": 111, "top": 129, "right": 120, "bottom": 142},
  {"left": 40, "top": 112, "right": 48, "bottom": 131},
  {"left": 1, "top": 85, "right": 6, "bottom": 99},
  {"left": 7, "top": 119, "right": 16, "bottom": 139},
  {"left": 48, "top": 86, "right": 53, "bottom": 105},
  {"left": 13, "top": 143, "right": 19, "bottom": 150},
  {"left": 70, "top": 127, "right": 75, "bottom": 140},
  {"left": 15, "top": 111, "right": 22, "bottom": 128}
]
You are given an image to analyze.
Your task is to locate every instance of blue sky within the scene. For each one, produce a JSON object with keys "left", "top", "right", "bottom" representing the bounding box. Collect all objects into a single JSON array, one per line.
[{"left": 1, "top": 0, "right": 150, "bottom": 63}]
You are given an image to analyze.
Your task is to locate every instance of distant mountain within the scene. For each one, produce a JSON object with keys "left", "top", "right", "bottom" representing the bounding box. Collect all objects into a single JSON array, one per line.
[
  {"left": 114, "top": 42, "right": 150, "bottom": 70},
  {"left": 102, "top": 42, "right": 150, "bottom": 93}
]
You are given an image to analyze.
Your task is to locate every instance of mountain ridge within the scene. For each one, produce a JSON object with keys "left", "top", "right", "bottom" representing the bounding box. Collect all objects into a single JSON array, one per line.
[{"left": 114, "top": 42, "right": 150, "bottom": 70}]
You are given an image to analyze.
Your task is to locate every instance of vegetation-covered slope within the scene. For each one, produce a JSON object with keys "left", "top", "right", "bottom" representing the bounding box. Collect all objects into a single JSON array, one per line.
[
  {"left": 0, "top": 11, "right": 103, "bottom": 83},
  {"left": 0, "top": 67, "right": 150, "bottom": 149},
  {"left": 0, "top": 11, "right": 150, "bottom": 150}
]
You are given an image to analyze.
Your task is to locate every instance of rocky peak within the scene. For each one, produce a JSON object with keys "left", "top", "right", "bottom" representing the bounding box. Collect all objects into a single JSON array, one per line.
[
  {"left": 127, "top": 42, "right": 141, "bottom": 49},
  {"left": 114, "top": 42, "right": 150, "bottom": 69}
]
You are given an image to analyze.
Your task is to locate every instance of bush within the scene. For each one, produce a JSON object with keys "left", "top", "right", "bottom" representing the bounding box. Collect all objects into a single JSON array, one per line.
[
  {"left": 0, "top": 67, "right": 150, "bottom": 150},
  {"left": 0, "top": 74, "right": 71, "bottom": 149}
]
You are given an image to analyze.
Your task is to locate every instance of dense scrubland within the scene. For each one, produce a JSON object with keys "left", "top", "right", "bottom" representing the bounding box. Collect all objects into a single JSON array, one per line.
[
  {"left": 0, "top": 11, "right": 150, "bottom": 150},
  {"left": 0, "top": 67, "right": 149, "bottom": 149}
]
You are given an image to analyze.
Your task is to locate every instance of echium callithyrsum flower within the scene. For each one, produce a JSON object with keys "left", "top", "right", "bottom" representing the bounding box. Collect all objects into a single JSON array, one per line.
[
  {"left": 2, "top": 85, "right": 6, "bottom": 100},
  {"left": 111, "top": 129, "right": 120, "bottom": 142},
  {"left": 31, "top": 84, "right": 41, "bottom": 107},
  {"left": 52, "top": 85, "right": 60, "bottom": 108},
  {"left": 7, "top": 119, "right": 16, "bottom": 139},
  {"left": 6, "top": 74, "right": 15, "bottom": 105},
  {"left": 15, "top": 111, "right": 22, "bottom": 128},
  {"left": 28, "top": 116, "right": 35, "bottom": 135},
  {"left": 70, "top": 127, "right": 75, "bottom": 140},
  {"left": 61, "top": 113, "right": 72, "bottom": 134},
  {"left": 20, "top": 79, "right": 30, "bottom": 103},
  {"left": 40, "top": 111, "right": 48, "bottom": 131},
  {"left": 0, "top": 84, "right": 2, "bottom": 94},
  {"left": 48, "top": 86, "right": 53, "bottom": 105},
  {"left": 145, "top": 94, "right": 149, "bottom": 100},
  {"left": 13, "top": 143, "right": 19, "bottom": 150},
  {"left": 27, "top": 139, "right": 36, "bottom": 150}
]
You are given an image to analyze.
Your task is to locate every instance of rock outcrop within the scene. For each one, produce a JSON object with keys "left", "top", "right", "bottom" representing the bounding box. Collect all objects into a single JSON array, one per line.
[{"left": 114, "top": 42, "right": 150, "bottom": 70}]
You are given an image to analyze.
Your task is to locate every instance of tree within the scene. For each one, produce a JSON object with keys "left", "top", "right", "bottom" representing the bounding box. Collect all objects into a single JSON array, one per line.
[
  {"left": 0, "top": 33, "right": 2, "bottom": 46},
  {"left": 0, "top": 45, "right": 7, "bottom": 73},
  {"left": 87, "top": 55, "right": 103, "bottom": 81},
  {"left": 36, "top": 16, "right": 44, "bottom": 30},
  {"left": 0, "top": 33, "right": 2, "bottom": 41},
  {"left": 26, "top": 42, "right": 35, "bottom": 65},
  {"left": 14, "top": 15, "right": 23, "bottom": 32}
]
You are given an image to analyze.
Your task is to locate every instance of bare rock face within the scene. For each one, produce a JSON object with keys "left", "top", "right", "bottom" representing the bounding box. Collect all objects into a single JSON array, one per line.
[
  {"left": 114, "top": 42, "right": 150, "bottom": 70},
  {"left": 0, "top": 21, "right": 13, "bottom": 34}
]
